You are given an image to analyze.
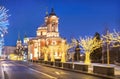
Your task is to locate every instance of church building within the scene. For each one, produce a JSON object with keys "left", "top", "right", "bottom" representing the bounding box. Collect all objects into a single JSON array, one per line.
[{"left": 28, "top": 8, "right": 66, "bottom": 61}]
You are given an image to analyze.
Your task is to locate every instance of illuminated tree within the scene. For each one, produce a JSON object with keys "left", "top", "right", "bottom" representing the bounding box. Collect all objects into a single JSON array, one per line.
[
  {"left": 0, "top": 6, "right": 9, "bottom": 56},
  {"left": 68, "top": 38, "right": 80, "bottom": 61},
  {"left": 90, "top": 32, "right": 102, "bottom": 63},
  {"left": 59, "top": 39, "right": 69, "bottom": 63},
  {"left": 111, "top": 30, "right": 120, "bottom": 46},
  {"left": 102, "top": 30, "right": 120, "bottom": 64},
  {"left": 41, "top": 46, "right": 49, "bottom": 61},
  {"left": 102, "top": 30, "right": 115, "bottom": 65},
  {"left": 112, "top": 30, "right": 120, "bottom": 62},
  {"left": 48, "top": 45, "right": 55, "bottom": 62},
  {"left": 78, "top": 36, "right": 102, "bottom": 64}
]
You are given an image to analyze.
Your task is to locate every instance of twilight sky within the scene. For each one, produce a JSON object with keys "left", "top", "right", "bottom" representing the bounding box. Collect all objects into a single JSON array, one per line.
[{"left": 0, "top": 0, "right": 120, "bottom": 46}]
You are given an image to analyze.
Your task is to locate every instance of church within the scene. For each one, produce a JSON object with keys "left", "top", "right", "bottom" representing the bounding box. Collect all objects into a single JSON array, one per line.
[{"left": 27, "top": 8, "right": 67, "bottom": 61}]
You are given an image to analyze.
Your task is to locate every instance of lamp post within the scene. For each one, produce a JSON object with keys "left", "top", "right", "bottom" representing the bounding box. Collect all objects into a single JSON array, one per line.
[{"left": 102, "top": 30, "right": 111, "bottom": 65}]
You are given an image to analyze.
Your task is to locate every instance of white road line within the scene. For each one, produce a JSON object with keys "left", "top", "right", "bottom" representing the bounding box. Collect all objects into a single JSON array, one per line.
[
  {"left": 2, "top": 64, "right": 8, "bottom": 67},
  {"left": 29, "top": 68, "right": 57, "bottom": 79},
  {"left": 2, "top": 63, "right": 14, "bottom": 67},
  {"left": 55, "top": 72, "right": 60, "bottom": 75}
]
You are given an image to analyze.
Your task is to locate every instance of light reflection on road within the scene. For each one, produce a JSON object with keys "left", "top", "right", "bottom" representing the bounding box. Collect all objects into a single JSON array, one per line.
[{"left": 1, "top": 60, "right": 103, "bottom": 79}]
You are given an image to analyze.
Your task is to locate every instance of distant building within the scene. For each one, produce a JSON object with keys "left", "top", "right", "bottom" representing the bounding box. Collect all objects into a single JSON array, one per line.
[
  {"left": 16, "top": 34, "right": 23, "bottom": 56},
  {"left": 2, "top": 46, "right": 16, "bottom": 59},
  {"left": 28, "top": 8, "right": 66, "bottom": 60},
  {"left": 22, "top": 34, "right": 29, "bottom": 60}
]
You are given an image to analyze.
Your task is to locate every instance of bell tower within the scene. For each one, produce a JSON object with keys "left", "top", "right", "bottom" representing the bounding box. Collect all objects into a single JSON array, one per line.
[
  {"left": 16, "top": 34, "right": 22, "bottom": 47},
  {"left": 16, "top": 33, "right": 22, "bottom": 51},
  {"left": 46, "top": 8, "right": 59, "bottom": 37}
]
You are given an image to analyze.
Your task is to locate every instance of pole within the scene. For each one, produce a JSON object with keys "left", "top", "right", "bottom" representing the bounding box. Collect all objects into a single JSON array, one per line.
[
  {"left": 106, "top": 31, "right": 110, "bottom": 65},
  {"left": 107, "top": 42, "right": 110, "bottom": 65},
  {"left": 72, "top": 53, "right": 74, "bottom": 69},
  {"left": 102, "top": 46, "right": 104, "bottom": 64}
]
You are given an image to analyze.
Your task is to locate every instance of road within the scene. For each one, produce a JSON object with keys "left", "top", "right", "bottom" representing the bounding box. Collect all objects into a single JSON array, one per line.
[{"left": 0, "top": 60, "right": 103, "bottom": 79}]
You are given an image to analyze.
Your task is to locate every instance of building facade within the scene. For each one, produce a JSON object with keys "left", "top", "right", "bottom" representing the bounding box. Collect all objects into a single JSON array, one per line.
[
  {"left": 2, "top": 46, "right": 16, "bottom": 59},
  {"left": 28, "top": 8, "right": 67, "bottom": 61},
  {"left": 16, "top": 35, "right": 23, "bottom": 57}
]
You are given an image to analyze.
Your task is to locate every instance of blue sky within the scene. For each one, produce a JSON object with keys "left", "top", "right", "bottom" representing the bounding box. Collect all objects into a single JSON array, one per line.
[{"left": 0, "top": 0, "right": 120, "bottom": 46}]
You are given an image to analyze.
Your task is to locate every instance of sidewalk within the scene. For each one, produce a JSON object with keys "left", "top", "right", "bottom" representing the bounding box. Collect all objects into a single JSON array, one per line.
[
  {"left": 108, "top": 64, "right": 120, "bottom": 78},
  {"left": 91, "top": 63, "right": 120, "bottom": 78},
  {"left": 0, "top": 60, "right": 4, "bottom": 79},
  {"left": 0, "top": 60, "right": 2, "bottom": 79},
  {"left": 35, "top": 61, "right": 120, "bottom": 79},
  {"left": 71, "top": 62, "right": 120, "bottom": 79}
]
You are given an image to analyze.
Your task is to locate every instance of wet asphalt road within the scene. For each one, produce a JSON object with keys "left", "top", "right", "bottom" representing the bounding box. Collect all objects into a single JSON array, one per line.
[{"left": 1, "top": 60, "right": 103, "bottom": 79}]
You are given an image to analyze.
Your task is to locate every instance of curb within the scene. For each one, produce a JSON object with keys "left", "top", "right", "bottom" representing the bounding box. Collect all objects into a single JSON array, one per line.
[{"left": 34, "top": 62, "right": 116, "bottom": 79}]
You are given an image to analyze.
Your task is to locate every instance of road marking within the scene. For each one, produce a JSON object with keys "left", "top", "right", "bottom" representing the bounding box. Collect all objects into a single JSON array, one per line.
[
  {"left": 29, "top": 68, "right": 57, "bottom": 79},
  {"left": 5, "top": 61, "right": 57, "bottom": 79},
  {"left": 2, "top": 64, "right": 8, "bottom": 67},
  {"left": 55, "top": 72, "right": 60, "bottom": 75},
  {"left": 2, "top": 63, "right": 14, "bottom": 67}
]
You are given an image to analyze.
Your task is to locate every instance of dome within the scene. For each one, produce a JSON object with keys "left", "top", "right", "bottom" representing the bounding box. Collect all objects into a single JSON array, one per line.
[
  {"left": 38, "top": 24, "right": 47, "bottom": 30},
  {"left": 49, "top": 8, "right": 56, "bottom": 16}
]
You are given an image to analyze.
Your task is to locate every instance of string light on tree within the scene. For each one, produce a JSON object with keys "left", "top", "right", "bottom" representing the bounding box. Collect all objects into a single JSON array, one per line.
[
  {"left": 102, "top": 30, "right": 119, "bottom": 65},
  {"left": 0, "top": 6, "right": 9, "bottom": 56},
  {"left": 72, "top": 36, "right": 102, "bottom": 64}
]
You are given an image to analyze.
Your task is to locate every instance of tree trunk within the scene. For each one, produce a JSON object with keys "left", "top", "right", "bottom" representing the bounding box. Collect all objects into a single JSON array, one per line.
[
  {"left": 44, "top": 53, "right": 48, "bottom": 61},
  {"left": 85, "top": 52, "right": 91, "bottom": 64},
  {"left": 51, "top": 51, "right": 55, "bottom": 62},
  {"left": 61, "top": 52, "right": 66, "bottom": 63}
]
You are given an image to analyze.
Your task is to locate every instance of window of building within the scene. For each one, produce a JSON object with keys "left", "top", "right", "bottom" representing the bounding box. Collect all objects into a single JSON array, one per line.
[
  {"left": 41, "top": 32, "right": 43, "bottom": 35},
  {"left": 52, "top": 41, "right": 56, "bottom": 45}
]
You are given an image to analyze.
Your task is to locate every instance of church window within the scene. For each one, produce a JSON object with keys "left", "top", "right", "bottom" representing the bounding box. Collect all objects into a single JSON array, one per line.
[
  {"left": 52, "top": 41, "right": 56, "bottom": 45},
  {"left": 41, "top": 32, "right": 43, "bottom": 35}
]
